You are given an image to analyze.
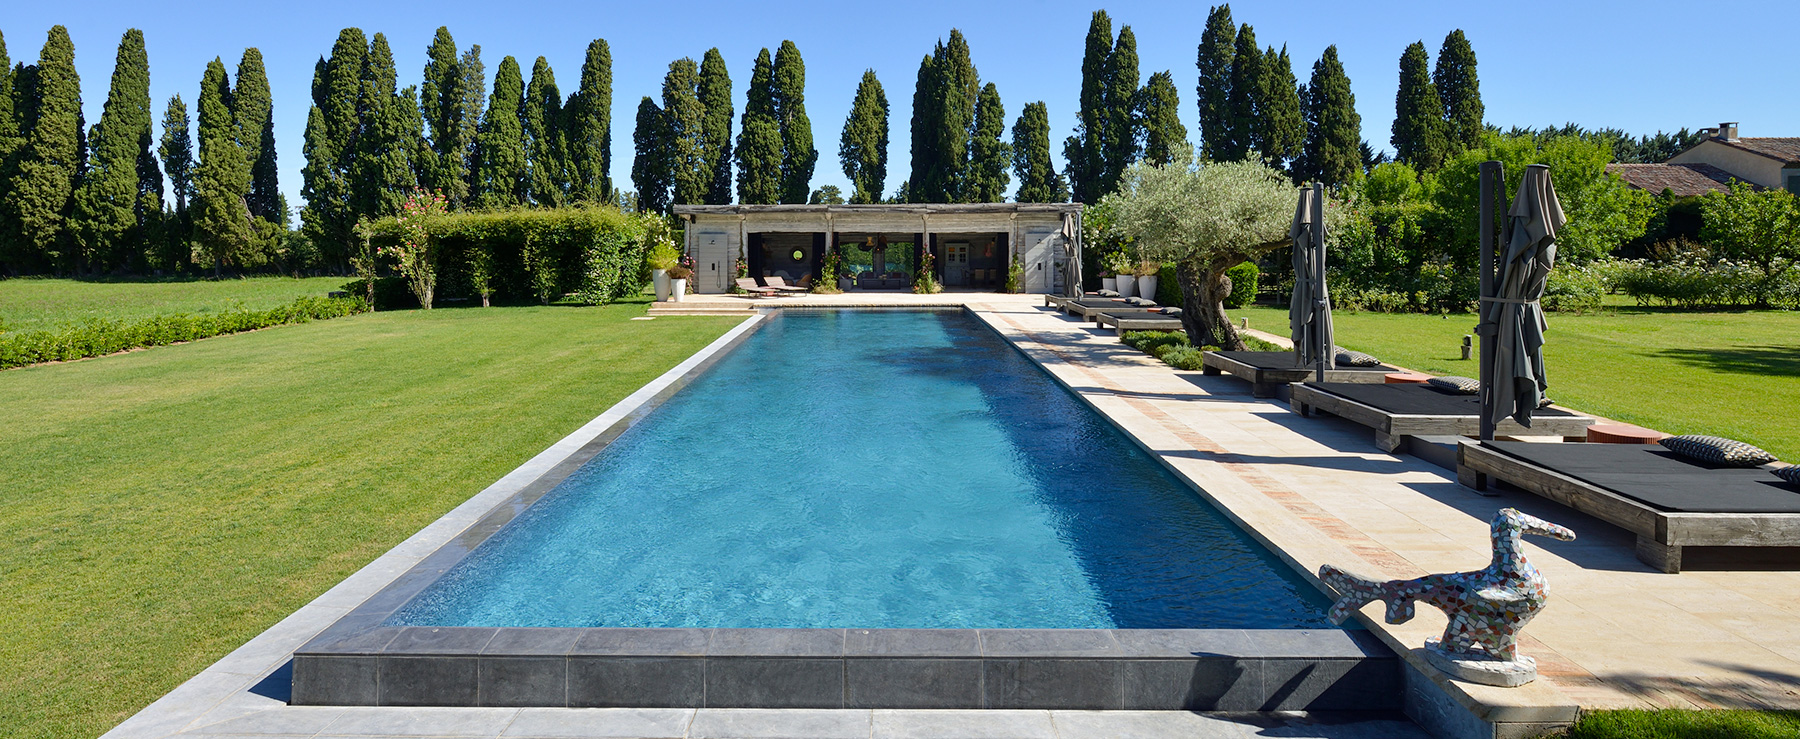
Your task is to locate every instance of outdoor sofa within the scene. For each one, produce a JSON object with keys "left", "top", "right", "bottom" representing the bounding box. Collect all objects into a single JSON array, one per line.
[
  {"left": 1200, "top": 351, "right": 1401, "bottom": 398},
  {"left": 1289, "top": 381, "right": 1594, "bottom": 453},
  {"left": 1459, "top": 440, "right": 1800, "bottom": 573}
]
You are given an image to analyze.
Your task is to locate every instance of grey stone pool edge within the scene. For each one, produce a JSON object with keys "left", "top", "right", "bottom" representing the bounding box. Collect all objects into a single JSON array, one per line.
[{"left": 284, "top": 307, "right": 1399, "bottom": 712}]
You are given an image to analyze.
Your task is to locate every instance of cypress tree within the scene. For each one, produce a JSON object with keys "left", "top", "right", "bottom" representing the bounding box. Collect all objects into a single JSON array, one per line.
[
  {"left": 72, "top": 29, "right": 151, "bottom": 270},
  {"left": 193, "top": 58, "right": 252, "bottom": 275},
  {"left": 630, "top": 96, "right": 671, "bottom": 213},
  {"left": 300, "top": 29, "right": 367, "bottom": 268},
  {"left": 565, "top": 39, "right": 612, "bottom": 204},
  {"left": 967, "top": 82, "right": 1009, "bottom": 203},
  {"left": 1221, "top": 24, "right": 1261, "bottom": 161},
  {"left": 419, "top": 28, "right": 476, "bottom": 207},
  {"left": 838, "top": 69, "right": 887, "bottom": 204},
  {"left": 233, "top": 48, "right": 281, "bottom": 224},
  {"left": 1011, "top": 101, "right": 1067, "bottom": 203},
  {"left": 352, "top": 34, "right": 418, "bottom": 219},
  {"left": 906, "top": 52, "right": 939, "bottom": 203},
  {"left": 735, "top": 49, "right": 780, "bottom": 204},
  {"left": 1195, "top": 4, "right": 1235, "bottom": 160},
  {"left": 158, "top": 94, "right": 192, "bottom": 269},
  {"left": 523, "top": 56, "right": 566, "bottom": 206},
  {"left": 771, "top": 40, "right": 815, "bottom": 204},
  {"left": 913, "top": 31, "right": 976, "bottom": 203},
  {"left": 1102, "top": 26, "right": 1141, "bottom": 188},
  {"left": 1063, "top": 11, "right": 1111, "bottom": 203},
  {"left": 697, "top": 48, "right": 733, "bottom": 205},
  {"left": 1434, "top": 30, "right": 1483, "bottom": 151},
  {"left": 0, "top": 35, "right": 24, "bottom": 268},
  {"left": 1137, "top": 71, "right": 1186, "bottom": 167},
  {"left": 6, "top": 26, "right": 81, "bottom": 270},
  {"left": 1297, "top": 46, "right": 1361, "bottom": 187},
  {"left": 1258, "top": 45, "right": 1305, "bottom": 173},
  {"left": 661, "top": 58, "right": 707, "bottom": 206},
  {"left": 1391, "top": 41, "right": 1448, "bottom": 171},
  {"left": 472, "top": 55, "right": 526, "bottom": 209}
]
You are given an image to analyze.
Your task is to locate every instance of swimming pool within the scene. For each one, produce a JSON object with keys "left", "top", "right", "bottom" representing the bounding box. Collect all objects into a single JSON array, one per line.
[{"left": 389, "top": 309, "right": 1334, "bottom": 630}]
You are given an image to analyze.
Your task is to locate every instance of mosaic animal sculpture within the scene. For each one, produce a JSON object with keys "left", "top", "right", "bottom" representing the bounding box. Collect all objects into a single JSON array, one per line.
[{"left": 1317, "top": 508, "right": 1574, "bottom": 662}]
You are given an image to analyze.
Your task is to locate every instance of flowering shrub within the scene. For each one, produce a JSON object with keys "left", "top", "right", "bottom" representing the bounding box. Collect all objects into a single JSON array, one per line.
[
  {"left": 914, "top": 248, "right": 941, "bottom": 294},
  {"left": 1614, "top": 251, "right": 1800, "bottom": 309},
  {"left": 380, "top": 190, "right": 450, "bottom": 308},
  {"left": 812, "top": 249, "right": 844, "bottom": 294}
]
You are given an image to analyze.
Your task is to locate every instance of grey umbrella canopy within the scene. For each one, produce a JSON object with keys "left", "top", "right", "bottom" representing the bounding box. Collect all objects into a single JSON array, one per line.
[
  {"left": 1480, "top": 164, "right": 1567, "bottom": 430},
  {"left": 1289, "top": 184, "right": 1332, "bottom": 379}
]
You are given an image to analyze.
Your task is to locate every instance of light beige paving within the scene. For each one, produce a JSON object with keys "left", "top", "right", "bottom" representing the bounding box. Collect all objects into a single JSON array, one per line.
[{"left": 968, "top": 300, "right": 1800, "bottom": 714}]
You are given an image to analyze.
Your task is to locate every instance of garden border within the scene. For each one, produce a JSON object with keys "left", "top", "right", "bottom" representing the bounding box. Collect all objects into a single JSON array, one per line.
[{"left": 290, "top": 307, "right": 1398, "bottom": 711}]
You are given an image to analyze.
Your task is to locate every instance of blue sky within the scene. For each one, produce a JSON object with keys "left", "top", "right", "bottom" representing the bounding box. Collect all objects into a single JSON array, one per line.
[{"left": 9, "top": 0, "right": 1797, "bottom": 213}]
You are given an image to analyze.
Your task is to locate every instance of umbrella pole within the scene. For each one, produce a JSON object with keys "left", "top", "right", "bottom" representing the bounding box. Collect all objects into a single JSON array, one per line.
[
  {"left": 1312, "top": 182, "right": 1328, "bottom": 384},
  {"left": 1478, "top": 161, "right": 1502, "bottom": 441}
]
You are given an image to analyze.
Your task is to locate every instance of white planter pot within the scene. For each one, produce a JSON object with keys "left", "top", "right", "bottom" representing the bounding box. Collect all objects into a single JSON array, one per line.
[
  {"left": 653, "top": 269, "right": 670, "bottom": 302},
  {"left": 670, "top": 279, "right": 687, "bottom": 302},
  {"left": 1115, "top": 276, "right": 1137, "bottom": 299},
  {"left": 1138, "top": 275, "right": 1159, "bottom": 301},
  {"left": 1101, "top": 277, "right": 1117, "bottom": 292}
]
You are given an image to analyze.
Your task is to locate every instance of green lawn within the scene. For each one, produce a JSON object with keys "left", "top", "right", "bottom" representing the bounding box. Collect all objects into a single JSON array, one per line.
[
  {"left": 1567, "top": 709, "right": 1800, "bottom": 738},
  {"left": 0, "top": 276, "right": 348, "bottom": 332},
  {"left": 1230, "top": 300, "right": 1800, "bottom": 460},
  {"left": 0, "top": 299, "right": 741, "bottom": 739}
]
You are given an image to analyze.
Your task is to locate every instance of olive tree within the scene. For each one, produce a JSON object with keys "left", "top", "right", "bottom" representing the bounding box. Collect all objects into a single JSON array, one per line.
[{"left": 1105, "top": 156, "right": 1325, "bottom": 349}]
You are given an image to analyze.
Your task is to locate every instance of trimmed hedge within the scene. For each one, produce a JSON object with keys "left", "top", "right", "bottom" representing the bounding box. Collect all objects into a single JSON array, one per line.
[
  {"left": 0, "top": 295, "right": 368, "bottom": 369},
  {"left": 365, "top": 206, "right": 651, "bottom": 306}
]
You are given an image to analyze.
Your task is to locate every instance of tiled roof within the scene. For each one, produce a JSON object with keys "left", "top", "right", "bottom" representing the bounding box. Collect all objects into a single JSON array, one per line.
[
  {"left": 1717, "top": 137, "right": 1800, "bottom": 164},
  {"left": 1605, "top": 163, "right": 1741, "bottom": 197}
]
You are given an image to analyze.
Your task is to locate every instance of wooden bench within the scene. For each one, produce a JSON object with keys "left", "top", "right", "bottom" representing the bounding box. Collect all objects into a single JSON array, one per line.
[{"left": 1290, "top": 382, "right": 1593, "bottom": 453}]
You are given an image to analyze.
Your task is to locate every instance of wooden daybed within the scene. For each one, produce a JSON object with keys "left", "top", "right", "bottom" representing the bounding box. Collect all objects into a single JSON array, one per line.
[
  {"left": 1289, "top": 381, "right": 1594, "bottom": 453},
  {"left": 1044, "top": 296, "right": 1160, "bottom": 320},
  {"left": 1200, "top": 351, "right": 1401, "bottom": 398},
  {"left": 1459, "top": 441, "right": 1800, "bottom": 573},
  {"left": 1092, "top": 310, "right": 1184, "bottom": 334}
]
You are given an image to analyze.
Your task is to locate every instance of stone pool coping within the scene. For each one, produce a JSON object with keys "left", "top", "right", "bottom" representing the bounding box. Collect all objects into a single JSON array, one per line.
[{"left": 291, "top": 306, "right": 1400, "bottom": 712}]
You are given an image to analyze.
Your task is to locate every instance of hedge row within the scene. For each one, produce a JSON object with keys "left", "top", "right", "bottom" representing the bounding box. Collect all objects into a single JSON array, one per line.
[
  {"left": 365, "top": 206, "right": 652, "bottom": 306},
  {"left": 0, "top": 295, "right": 368, "bottom": 370}
]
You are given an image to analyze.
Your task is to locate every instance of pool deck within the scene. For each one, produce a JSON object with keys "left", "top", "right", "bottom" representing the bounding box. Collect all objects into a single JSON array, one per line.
[{"left": 103, "top": 292, "right": 1800, "bottom": 739}]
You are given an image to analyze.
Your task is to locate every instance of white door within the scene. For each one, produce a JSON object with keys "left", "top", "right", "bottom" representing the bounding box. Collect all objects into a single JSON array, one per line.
[
  {"left": 1023, "top": 231, "right": 1055, "bottom": 293},
  {"left": 945, "top": 242, "right": 969, "bottom": 286},
  {"left": 692, "top": 229, "right": 730, "bottom": 293}
]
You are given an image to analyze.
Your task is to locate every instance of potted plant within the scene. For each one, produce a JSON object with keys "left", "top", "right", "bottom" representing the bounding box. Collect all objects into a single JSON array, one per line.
[
  {"left": 667, "top": 265, "right": 693, "bottom": 302},
  {"left": 646, "top": 240, "right": 681, "bottom": 301},
  {"left": 1100, "top": 269, "right": 1116, "bottom": 293},
  {"left": 1104, "top": 250, "right": 1136, "bottom": 298},
  {"left": 1137, "top": 259, "right": 1162, "bottom": 302}
]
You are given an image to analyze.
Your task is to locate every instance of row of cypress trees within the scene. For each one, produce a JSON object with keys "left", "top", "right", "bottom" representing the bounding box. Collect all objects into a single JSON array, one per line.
[
  {"left": 0, "top": 27, "right": 282, "bottom": 275},
  {"left": 1390, "top": 31, "right": 1484, "bottom": 172},
  {"left": 299, "top": 28, "right": 616, "bottom": 271}
]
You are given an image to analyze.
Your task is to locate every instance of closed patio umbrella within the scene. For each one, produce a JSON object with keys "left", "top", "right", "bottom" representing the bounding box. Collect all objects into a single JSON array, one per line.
[
  {"left": 1289, "top": 184, "right": 1332, "bottom": 380},
  {"left": 1480, "top": 164, "right": 1566, "bottom": 430}
]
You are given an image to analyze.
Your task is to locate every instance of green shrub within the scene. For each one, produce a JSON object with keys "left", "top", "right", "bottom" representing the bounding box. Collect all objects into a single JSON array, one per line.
[
  {"left": 1543, "top": 262, "right": 1605, "bottom": 313},
  {"left": 340, "top": 276, "right": 416, "bottom": 310},
  {"left": 1225, "top": 261, "right": 1259, "bottom": 308},
  {"left": 1242, "top": 334, "right": 1283, "bottom": 352},
  {"left": 365, "top": 206, "right": 651, "bottom": 307},
  {"left": 0, "top": 295, "right": 368, "bottom": 370},
  {"left": 1121, "top": 330, "right": 1188, "bottom": 354},
  {"left": 1160, "top": 345, "right": 1208, "bottom": 370},
  {"left": 1155, "top": 264, "right": 1182, "bottom": 306}
]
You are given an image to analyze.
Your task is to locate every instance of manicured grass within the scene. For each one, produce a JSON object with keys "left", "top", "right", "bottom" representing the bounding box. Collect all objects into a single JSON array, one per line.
[
  {"left": 0, "top": 275, "right": 347, "bottom": 332},
  {"left": 1567, "top": 709, "right": 1800, "bottom": 738},
  {"left": 0, "top": 299, "right": 742, "bottom": 739},
  {"left": 1229, "top": 301, "right": 1800, "bottom": 460}
]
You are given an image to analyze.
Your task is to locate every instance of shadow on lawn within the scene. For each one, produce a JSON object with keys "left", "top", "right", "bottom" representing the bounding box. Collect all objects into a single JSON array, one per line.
[{"left": 1651, "top": 345, "right": 1800, "bottom": 379}]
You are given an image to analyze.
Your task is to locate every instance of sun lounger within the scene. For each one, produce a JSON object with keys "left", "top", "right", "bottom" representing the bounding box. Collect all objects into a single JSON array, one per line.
[
  {"left": 1201, "top": 351, "right": 1401, "bottom": 398},
  {"left": 762, "top": 276, "right": 809, "bottom": 293},
  {"left": 1459, "top": 441, "right": 1800, "bottom": 572},
  {"left": 1057, "top": 297, "right": 1159, "bottom": 319},
  {"left": 1093, "top": 310, "right": 1184, "bottom": 334},
  {"left": 735, "top": 278, "right": 780, "bottom": 298},
  {"left": 1289, "top": 381, "right": 1593, "bottom": 453}
]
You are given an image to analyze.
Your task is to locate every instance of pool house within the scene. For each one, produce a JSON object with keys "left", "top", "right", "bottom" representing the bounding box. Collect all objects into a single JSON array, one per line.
[{"left": 673, "top": 203, "right": 1084, "bottom": 295}]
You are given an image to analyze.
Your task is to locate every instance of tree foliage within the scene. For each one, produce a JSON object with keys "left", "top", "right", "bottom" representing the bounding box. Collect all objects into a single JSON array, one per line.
[
  {"left": 300, "top": 28, "right": 367, "bottom": 267},
  {"left": 1066, "top": 11, "right": 1113, "bottom": 204},
  {"left": 72, "top": 29, "right": 152, "bottom": 270},
  {"left": 158, "top": 94, "right": 193, "bottom": 267},
  {"left": 5, "top": 26, "right": 82, "bottom": 269},
  {"left": 1195, "top": 5, "right": 1235, "bottom": 161},
  {"left": 631, "top": 95, "right": 671, "bottom": 213},
  {"left": 565, "top": 39, "right": 612, "bottom": 205},
  {"left": 1137, "top": 71, "right": 1186, "bottom": 167},
  {"left": 1257, "top": 46, "right": 1304, "bottom": 173},
  {"left": 1699, "top": 183, "right": 1800, "bottom": 307},
  {"left": 771, "top": 40, "right": 815, "bottom": 204},
  {"left": 697, "top": 48, "right": 733, "bottom": 205},
  {"left": 1433, "top": 30, "right": 1483, "bottom": 152},
  {"left": 523, "top": 56, "right": 566, "bottom": 206},
  {"left": 351, "top": 34, "right": 421, "bottom": 220},
  {"left": 734, "top": 49, "right": 780, "bottom": 205},
  {"left": 910, "top": 30, "right": 977, "bottom": 203},
  {"left": 966, "top": 82, "right": 1010, "bottom": 203},
  {"left": 1391, "top": 41, "right": 1448, "bottom": 171},
  {"left": 1011, "top": 101, "right": 1068, "bottom": 203},
  {"left": 1297, "top": 46, "right": 1360, "bottom": 187},
  {"left": 1220, "top": 24, "right": 1261, "bottom": 162},
  {"left": 473, "top": 55, "right": 526, "bottom": 209},
  {"left": 193, "top": 57, "right": 252, "bottom": 274},
  {"left": 660, "top": 58, "right": 707, "bottom": 207},
  {"left": 839, "top": 70, "right": 888, "bottom": 204},
  {"left": 234, "top": 48, "right": 281, "bottom": 224},
  {"left": 1435, "top": 133, "right": 1652, "bottom": 267}
]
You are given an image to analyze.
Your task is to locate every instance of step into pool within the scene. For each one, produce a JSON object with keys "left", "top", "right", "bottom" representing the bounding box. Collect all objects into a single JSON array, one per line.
[{"left": 292, "top": 309, "right": 1396, "bottom": 710}]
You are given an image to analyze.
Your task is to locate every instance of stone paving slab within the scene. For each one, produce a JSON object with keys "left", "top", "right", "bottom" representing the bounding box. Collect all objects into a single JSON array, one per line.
[{"left": 969, "top": 301, "right": 1800, "bottom": 716}]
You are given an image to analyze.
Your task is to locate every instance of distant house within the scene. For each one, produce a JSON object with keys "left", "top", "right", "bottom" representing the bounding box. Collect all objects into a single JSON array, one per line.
[
  {"left": 1664, "top": 122, "right": 1800, "bottom": 194},
  {"left": 1605, "top": 162, "right": 1740, "bottom": 197}
]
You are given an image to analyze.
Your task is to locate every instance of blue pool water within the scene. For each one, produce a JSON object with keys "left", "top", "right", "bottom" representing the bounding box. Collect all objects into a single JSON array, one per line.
[{"left": 391, "top": 310, "right": 1336, "bottom": 629}]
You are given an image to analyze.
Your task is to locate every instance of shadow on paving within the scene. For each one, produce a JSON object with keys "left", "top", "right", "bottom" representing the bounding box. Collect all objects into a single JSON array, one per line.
[
  {"left": 1396, "top": 480, "right": 1650, "bottom": 573},
  {"left": 1650, "top": 345, "right": 1800, "bottom": 379},
  {"left": 1599, "top": 662, "right": 1800, "bottom": 710}
]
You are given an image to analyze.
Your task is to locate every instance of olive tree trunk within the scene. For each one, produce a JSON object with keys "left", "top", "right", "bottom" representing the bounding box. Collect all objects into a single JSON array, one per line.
[{"left": 1176, "top": 259, "right": 1244, "bottom": 350}]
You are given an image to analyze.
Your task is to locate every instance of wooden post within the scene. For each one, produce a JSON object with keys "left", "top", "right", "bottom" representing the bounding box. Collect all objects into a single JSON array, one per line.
[
  {"left": 1312, "top": 182, "right": 1328, "bottom": 384},
  {"left": 1478, "top": 161, "right": 1503, "bottom": 441}
]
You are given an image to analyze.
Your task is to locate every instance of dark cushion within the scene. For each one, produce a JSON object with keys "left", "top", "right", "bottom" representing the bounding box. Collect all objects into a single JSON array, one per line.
[
  {"left": 1427, "top": 375, "right": 1480, "bottom": 395},
  {"left": 1658, "top": 435, "right": 1778, "bottom": 468},
  {"left": 1334, "top": 348, "right": 1381, "bottom": 367},
  {"left": 1096, "top": 289, "right": 1120, "bottom": 297},
  {"left": 1775, "top": 466, "right": 1800, "bottom": 487}
]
